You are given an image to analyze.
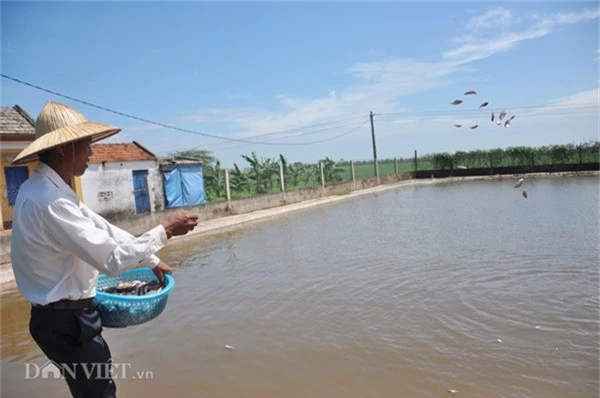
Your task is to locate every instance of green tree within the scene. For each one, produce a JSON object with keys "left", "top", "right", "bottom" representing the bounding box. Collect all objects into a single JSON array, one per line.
[
  {"left": 230, "top": 164, "right": 250, "bottom": 194},
  {"left": 453, "top": 151, "right": 469, "bottom": 168},
  {"left": 169, "top": 149, "right": 217, "bottom": 166},
  {"left": 549, "top": 144, "right": 570, "bottom": 164},
  {"left": 432, "top": 153, "right": 453, "bottom": 170},
  {"left": 317, "top": 157, "right": 344, "bottom": 183},
  {"left": 487, "top": 148, "right": 504, "bottom": 167},
  {"left": 203, "top": 160, "right": 225, "bottom": 200},
  {"left": 241, "top": 152, "right": 279, "bottom": 194}
]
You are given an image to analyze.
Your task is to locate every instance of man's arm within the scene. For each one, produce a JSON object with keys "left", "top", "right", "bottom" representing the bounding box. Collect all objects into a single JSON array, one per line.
[
  {"left": 43, "top": 198, "right": 197, "bottom": 276},
  {"left": 81, "top": 205, "right": 163, "bottom": 268}
]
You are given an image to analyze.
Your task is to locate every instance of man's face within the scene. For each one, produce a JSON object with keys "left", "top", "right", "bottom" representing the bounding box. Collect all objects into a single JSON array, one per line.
[{"left": 72, "top": 138, "right": 93, "bottom": 176}]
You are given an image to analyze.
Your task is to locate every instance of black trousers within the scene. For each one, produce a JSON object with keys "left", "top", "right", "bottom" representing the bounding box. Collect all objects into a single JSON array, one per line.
[{"left": 29, "top": 305, "right": 117, "bottom": 398}]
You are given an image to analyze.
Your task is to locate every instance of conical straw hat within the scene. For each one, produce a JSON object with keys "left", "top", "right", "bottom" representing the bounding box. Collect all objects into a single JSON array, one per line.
[{"left": 12, "top": 101, "right": 121, "bottom": 165}]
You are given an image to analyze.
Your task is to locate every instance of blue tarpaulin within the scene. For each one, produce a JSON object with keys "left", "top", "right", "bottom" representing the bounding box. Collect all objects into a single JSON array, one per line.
[{"left": 163, "top": 165, "right": 205, "bottom": 208}]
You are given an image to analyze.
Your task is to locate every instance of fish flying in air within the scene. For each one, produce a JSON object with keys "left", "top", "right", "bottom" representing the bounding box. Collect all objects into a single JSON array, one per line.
[
  {"left": 491, "top": 111, "right": 495, "bottom": 122},
  {"left": 522, "top": 190, "right": 528, "bottom": 199},
  {"left": 454, "top": 124, "right": 462, "bottom": 128},
  {"left": 514, "top": 178, "right": 524, "bottom": 188},
  {"left": 479, "top": 102, "right": 489, "bottom": 108},
  {"left": 499, "top": 109, "right": 507, "bottom": 120},
  {"left": 451, "top": 99, "right": 463, "bottom": 105},
  {"left": 470, "top": 124, "right": 478, "bottom": 129},
  {"left": 464, "top": 90, "right": 477, "bottom": 95},
  {"left": 504, "top": 120, "right": 511, "bottom": 128}
]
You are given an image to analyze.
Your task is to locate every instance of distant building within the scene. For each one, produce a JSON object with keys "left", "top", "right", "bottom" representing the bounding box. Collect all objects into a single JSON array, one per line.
[
  {"left": 159, "top": 156, "right": 205, "bottom": 208},
  {"left": 83, "top": 141, "right": 165, "bottom": 217},
  {"left": 0, "top": 105, "right": 38, "bottom": 230}
]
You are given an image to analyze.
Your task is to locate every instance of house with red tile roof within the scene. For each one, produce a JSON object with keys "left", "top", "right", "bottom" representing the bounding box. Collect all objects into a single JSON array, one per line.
[{"left": 80, "top": 141, "right": 165, "bottom": 217}]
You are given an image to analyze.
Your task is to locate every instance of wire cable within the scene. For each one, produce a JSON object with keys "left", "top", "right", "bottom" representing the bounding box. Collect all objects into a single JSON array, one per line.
[
  {"left": 1, "top": 73, "right": 367, "bottom": 146},
  {"left": 169, "top": 119, "right": 371, "bottom": 155}
]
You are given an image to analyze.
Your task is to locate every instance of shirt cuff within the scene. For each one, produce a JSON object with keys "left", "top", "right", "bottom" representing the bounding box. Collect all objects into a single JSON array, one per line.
[
  {"left": 154, "top": 224, "right": 168, "bottom": 246},
  {"left": 149, "top": 255, "right": 161, "bottom": 268},
  {"left": 143, "top": 225, "right": 168, "bottom": 267}
]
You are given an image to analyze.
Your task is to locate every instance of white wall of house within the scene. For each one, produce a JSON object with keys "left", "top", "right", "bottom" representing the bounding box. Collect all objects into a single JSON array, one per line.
[{"left": 80, "top": 160, "right": 165, "bottom": 217}]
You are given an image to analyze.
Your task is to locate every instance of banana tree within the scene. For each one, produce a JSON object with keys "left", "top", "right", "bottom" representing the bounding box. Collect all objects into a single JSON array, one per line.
[
  {"left": 317, "top": 157, "right": 344, "bottom": 183},
  {"left": 287, "top": 162, "right": 304, "bottom": 187},
  {"left": 203, "top": 160, "right": 225, "bottom": 200},
  {"left": 230, "top": 163, "right": 250, "bottom": 194},
  {"left": 241, "top": 152, "right": 279, "bottom": 194}
]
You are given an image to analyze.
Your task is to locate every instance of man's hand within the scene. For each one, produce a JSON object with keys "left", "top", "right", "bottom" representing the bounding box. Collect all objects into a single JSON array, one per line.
[
  {"left": 152, "top": 261, "right": 173, "bottom": 285},
  {"left": 162, "top": 210, "right": 199, "bottom": 239}
]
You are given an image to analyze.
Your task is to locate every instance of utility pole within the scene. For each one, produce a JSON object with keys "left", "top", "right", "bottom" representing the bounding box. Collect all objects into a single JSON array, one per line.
[{"left": 370, "top": 111, "right": 379, "bottom": 183}]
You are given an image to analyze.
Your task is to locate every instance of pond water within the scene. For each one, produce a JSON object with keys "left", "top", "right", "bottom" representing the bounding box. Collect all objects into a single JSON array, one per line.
[{"left": 2, "top": 175, "right": 599, "bottom": 398}]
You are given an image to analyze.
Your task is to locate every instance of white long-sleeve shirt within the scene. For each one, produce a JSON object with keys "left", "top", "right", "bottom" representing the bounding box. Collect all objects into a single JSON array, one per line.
[{"left": 10, "top": 162, "right": 168, "bottom": 305}]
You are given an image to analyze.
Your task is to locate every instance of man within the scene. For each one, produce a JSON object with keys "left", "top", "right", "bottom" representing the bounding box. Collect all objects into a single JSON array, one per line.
[{"left": 10, "top": 101, "right": 199, "bottom": 398}]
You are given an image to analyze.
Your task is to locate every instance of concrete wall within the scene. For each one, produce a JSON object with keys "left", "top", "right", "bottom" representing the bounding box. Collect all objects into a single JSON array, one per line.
[
  {"left": 106, "top": 173, "right": 413, "bottom": 236},
  {"left": 415, "top": 162, "right": 599, "bottom": 179},
  {"left": 80, "top": 160, "right": 164, "bottom": 218}
]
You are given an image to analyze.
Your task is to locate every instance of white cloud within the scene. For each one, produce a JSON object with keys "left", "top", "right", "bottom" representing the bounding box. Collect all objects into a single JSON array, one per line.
[
  {"left": 535, "top": 8, "right": 600, "bottom": 26},
  {"left": 443, "top": 28, "right": 550, "bottom": 64},
  {"left": 519, "top": 88, "right": 599, "bottom": 118},
  {"left": 185, "top": 7, "right": 597, "bottom": 144},
  {"left": 445, "top": 7, "right": 599, "bottom": 64},
  {"left": 176, "top": 58, "right": 465, "bottom": 146},
  {"left": 466, "top": 7, "right": 514, "bottom": 31},
  {"left": 130, "top": 6, "right": 600, "bottom": 163}
]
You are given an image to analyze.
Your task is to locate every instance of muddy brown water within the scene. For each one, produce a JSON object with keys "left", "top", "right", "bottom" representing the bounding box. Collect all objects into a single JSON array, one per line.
[{"left": 2, "top": 176, "right": 599, "bottom": 397}]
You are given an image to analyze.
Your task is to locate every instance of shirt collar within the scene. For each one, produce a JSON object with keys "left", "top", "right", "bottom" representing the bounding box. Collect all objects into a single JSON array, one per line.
[{"left": 37, "top": 162, "right": 80, "bottom": 201}]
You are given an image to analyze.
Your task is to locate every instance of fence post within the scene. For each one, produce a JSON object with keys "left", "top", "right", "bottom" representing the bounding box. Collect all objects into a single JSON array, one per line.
[
  {"left": 414, "top": 150, "right": 418, "bottom": 175},
  {"left": 351, "top": 160, "right": 356, "bottom": 190},
  {"left": 223, "top": 168, "right": 231, "bottom": 209},
  {"left": 279, "top": 162, "right": 285, "bottom": 192},
  {"left": 394, "top": 158, "right": 398, "bottom": 175},
  {"left": 320, "top": 162, "right": 325, "bottom": 192}
]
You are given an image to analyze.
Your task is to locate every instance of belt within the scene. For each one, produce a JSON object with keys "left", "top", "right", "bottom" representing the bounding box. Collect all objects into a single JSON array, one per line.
[{"left": 32, "top": 298, "right": 95, "bottom": 310}]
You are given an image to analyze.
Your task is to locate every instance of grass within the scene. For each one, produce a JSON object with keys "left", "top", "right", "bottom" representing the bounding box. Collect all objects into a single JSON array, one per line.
[
  {"left": 338, "top": 161, "right": 430, "bottom": 181},
  {"left": 332, "top": 188, "right": 352, "bottom": 196}
]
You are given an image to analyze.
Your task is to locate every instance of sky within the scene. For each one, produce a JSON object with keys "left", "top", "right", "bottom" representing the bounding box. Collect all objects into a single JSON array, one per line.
[{"left": 2, "top": 1, "right": 598, "bottom": 168}]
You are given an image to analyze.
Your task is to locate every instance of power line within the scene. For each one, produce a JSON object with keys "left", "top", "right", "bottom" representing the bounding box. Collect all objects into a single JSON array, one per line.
[
  {"left": 375, "top": 103, "right": 598, "bottom": 118},
  {"left": 174, "top": 119, "right": 371, "bottom": 155},
  {"left": 1, "top": 73, "right": 367, "bottom": 146},
  {"left": 4, "top": 73, "right": 595, "bottom": 150},
  {"left": 209, "top": 118, "right": 368, "bottom": 150},
  {"left": 209, "top": 115, "right": 367, "bottom": 143}
]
